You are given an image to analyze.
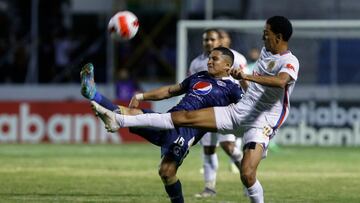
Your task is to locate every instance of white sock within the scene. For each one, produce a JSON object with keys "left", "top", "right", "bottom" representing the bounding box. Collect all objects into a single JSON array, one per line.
[
  {"left": 247, "top": 180, "right": 264, "bottom": 203},
  {"left": 203, "top": 153, "right": 218, "bottom": 190},
  {"left": 230, "top": 146, "right": 243, "bottom": 163},
  {"left": 115, "top": 113, "right": 175, "bottom": 129},
  {"left": 235, "top": 138, "right": 243, "bottom": 152}
]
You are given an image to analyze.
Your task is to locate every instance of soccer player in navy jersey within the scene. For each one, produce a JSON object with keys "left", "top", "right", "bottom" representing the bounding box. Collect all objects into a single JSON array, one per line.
[
  {"left": 92, "top": 16, "right": 299, "bottom": 203},
  {"left": 81, "top": 47, "right": 244, "bottom": 203}
]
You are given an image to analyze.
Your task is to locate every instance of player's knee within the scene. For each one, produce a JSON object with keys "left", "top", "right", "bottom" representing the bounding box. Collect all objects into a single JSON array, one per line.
[
  {"left": 240, "top": 166, "right": 256, "bottom": 187},
  {"left": 159, "top": 168, "right": 177, "bottom": 185},
  {"left": 158, "top": 168, "right": 167, "bottom": 181},
  {"left": 172, "top": 111, "right": 195, "bottom": 125},
  {"left": 171, "top": 111, "right": 186, "bottom": 125}
]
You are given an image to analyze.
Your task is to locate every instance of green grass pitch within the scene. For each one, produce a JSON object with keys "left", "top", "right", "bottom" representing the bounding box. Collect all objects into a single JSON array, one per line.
[{"left": 0, "top": 144, "right": 359, "bottom": 203}]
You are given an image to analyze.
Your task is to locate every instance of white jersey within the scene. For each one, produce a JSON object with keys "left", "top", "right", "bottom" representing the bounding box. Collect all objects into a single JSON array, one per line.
[
  {"left": 188, "top": 49, "right": 248, "bottom": 75},
  {"left": 234, "top": 47, "right": 299, "bottom": 129}
]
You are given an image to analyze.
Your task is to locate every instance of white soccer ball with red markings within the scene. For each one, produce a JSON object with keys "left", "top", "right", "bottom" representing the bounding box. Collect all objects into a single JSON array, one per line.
[{"left": 108, "top": 11, "right": 139, "bottom": 41}]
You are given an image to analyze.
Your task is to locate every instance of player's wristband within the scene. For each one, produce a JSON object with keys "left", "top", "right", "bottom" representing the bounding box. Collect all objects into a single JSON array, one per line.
[{"left": 135, "top": 93, "right": 144, "bottom": 101}]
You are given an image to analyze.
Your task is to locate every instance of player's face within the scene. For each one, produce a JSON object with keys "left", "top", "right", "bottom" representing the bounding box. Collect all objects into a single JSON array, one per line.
[
  {"left": 221, "top": 37, "right": 231, "bottom": 48},
  {"left": 263, "top": 24, "right": 278, "bottom": 53},
  {"left": 202, "top": 31, "right": 222, "bottom": 53},
  {"left": 207, "top": 50, "right": 231, "bottom": 77},
  {"left": 219, "top": 31, "right": 231, "bottom": 48}
]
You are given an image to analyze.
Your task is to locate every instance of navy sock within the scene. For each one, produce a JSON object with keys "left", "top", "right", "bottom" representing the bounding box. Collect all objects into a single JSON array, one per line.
[
  {"left": 92, "top": 92, "right": 118, "bottom": 111},
  {"left": 164, "top": 180, "right": 184, "bottom": 203}
]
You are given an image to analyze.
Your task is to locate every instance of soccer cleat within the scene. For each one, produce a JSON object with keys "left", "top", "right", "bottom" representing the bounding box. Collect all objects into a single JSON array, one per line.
[
  {"left": 194, "top": 187, "right": 216, "bottom": 198},
  {"left": 91, "top": 101, "right": 121, "bottom": 132},
  {"left": 80, "top": 63, "right": 96, "bottom": 100}
]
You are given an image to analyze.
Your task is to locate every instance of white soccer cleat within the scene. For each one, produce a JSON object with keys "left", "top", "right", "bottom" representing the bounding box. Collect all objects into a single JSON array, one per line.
[
  {"left": 194, "top": 187, "right": 216, "bottom": 198},
  {"left": 91, "top": 101, "right": 121, "bottom": 132}
]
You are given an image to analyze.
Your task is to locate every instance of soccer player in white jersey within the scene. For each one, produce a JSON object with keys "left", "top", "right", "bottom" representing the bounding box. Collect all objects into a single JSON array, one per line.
[
  {"left": 189, "top": 28, "right": 248, "bottom": 197},
  {"left": 93, "top": 16, "right": 299, "bottom": 203}
]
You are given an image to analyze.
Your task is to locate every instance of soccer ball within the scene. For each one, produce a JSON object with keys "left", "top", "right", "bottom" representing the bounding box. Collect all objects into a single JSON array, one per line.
[{"left": 108, "top": 11, "right": 139, "bottom": 41}]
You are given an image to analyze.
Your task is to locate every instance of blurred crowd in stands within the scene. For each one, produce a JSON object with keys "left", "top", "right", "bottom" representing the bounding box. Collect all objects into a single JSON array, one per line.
[
  {"left": 0, "top": 0, "right": 177, "bottom": 84},
  {"left": 2, "top": 0, "right": 360, "bottom": 86}
]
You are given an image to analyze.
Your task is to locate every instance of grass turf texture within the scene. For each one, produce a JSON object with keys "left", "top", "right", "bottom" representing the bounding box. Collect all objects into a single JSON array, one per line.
[{"left": 0, "top": 144, "right": 359, "bottom": 203}]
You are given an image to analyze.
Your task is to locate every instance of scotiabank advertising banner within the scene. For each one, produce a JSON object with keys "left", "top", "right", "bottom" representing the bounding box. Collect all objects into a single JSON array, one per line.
[
  {"left": 273, "top": 100, "right": 360, "bottom": 146},
  {"left": 0, "top": 101, "right": 151, "bottom": 144}
]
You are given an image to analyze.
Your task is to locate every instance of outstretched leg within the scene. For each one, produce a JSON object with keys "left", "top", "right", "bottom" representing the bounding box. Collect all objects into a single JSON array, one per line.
[
  {"left": 80, "top": 63, "right": 118, "bottom": 111},
  {"left": 92, "top": 101, "right": 220, "bottom": 133},
  {"left": 80, "top": 63, "right": 168, "bottom": 146},
  {"left": 80, "top": 63, "right": 97, "bottom": 100}
]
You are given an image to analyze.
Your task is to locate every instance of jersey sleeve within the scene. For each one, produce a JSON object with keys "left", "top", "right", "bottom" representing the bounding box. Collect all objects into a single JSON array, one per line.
[
  {"left": 279, "top": 56, "right": 299, "bottom": 82},
  {"left": 180, "top": 72, "right": 197, "bottom": 90}
]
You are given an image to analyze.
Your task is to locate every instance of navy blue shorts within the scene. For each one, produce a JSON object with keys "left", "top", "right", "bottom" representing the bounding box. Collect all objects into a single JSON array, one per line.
[{"left": 129, "top": 109, "right": 199, "bottom": 166}]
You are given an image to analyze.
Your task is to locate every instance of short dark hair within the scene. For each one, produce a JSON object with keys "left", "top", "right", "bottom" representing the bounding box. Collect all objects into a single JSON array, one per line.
[
  {"left": 218, "top": 29, "right": 230, "bottom": 38},
  {"left": 212, "top": 47, "right": 234, "bottom": 67},
  {"left": 203, "top": 28, "right": 221, "bottom": 36},
  {"left": 266, "top": 16, "right": 293, "bottom": 41}
]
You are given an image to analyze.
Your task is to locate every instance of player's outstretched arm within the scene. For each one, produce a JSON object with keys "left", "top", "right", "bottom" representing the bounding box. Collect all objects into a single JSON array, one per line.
[
  {"left": 129, "top": 84, "right": 184, "bottom": 108},
  {"left": 145, "top": 84, "right": 184, "bottom": 100},
  {"left": 243, "top": 72, "right": 292, "bottom": 88},
  {"left": 230, "top": 68, "right": 292, "bottom": 88}
]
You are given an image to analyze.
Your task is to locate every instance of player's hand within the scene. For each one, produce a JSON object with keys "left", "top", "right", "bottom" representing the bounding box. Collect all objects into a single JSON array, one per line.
[
  {"left": 229, "top": 68, "right": 245, "bottom": 80},
  {"left": 129, "top": 95, "right": 140, "bottom": 108}
]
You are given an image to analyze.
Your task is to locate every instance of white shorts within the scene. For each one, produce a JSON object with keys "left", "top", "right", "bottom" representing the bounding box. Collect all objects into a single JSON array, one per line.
[
  {"left": 199, "top": 132, "right": 236, "bottom": 146},
  {"left": 242, "top": 127, "right": 270, "bottom": 158},
  {"left": 214, "top": 103, "right": 275, "bottom": 158},
  {"left": 213, "top": 103, "right": 279, "bottom": 135}
]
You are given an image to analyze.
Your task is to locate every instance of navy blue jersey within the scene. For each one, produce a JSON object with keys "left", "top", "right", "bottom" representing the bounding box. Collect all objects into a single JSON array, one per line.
[
  {"left": 132, "top": 71, "right": 243, "bottom": 165},
  {"left": 170, "top": 71, "right": 242, "bottom": 112},
  {"left": 169, "top": 71, "right": 243, "bottom": 145}
]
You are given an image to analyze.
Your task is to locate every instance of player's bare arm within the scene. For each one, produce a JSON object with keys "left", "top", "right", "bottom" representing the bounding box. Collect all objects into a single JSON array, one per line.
[
  {"left": 239, "top": 79, "right": 249, "bottom": 92},
  {"left": 243, "top": 72, "right": 292, "bottom": 88},
  {"left": 144, "top": 84, "right": 184, "bottom": 100},
  {"left": 129, "top": 84, "right": 184, "bottom": 108},
  {"left": 230, "top": 68, "right": 292, "bottom": 88}
]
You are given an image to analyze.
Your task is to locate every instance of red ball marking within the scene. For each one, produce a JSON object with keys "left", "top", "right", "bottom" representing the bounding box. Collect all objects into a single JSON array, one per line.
[
  {"left": 132, "top": 20, "right": 139, "bottom": 27},
  {"left": 118, "top": 15, "right": 130, "bottom": 38}
]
